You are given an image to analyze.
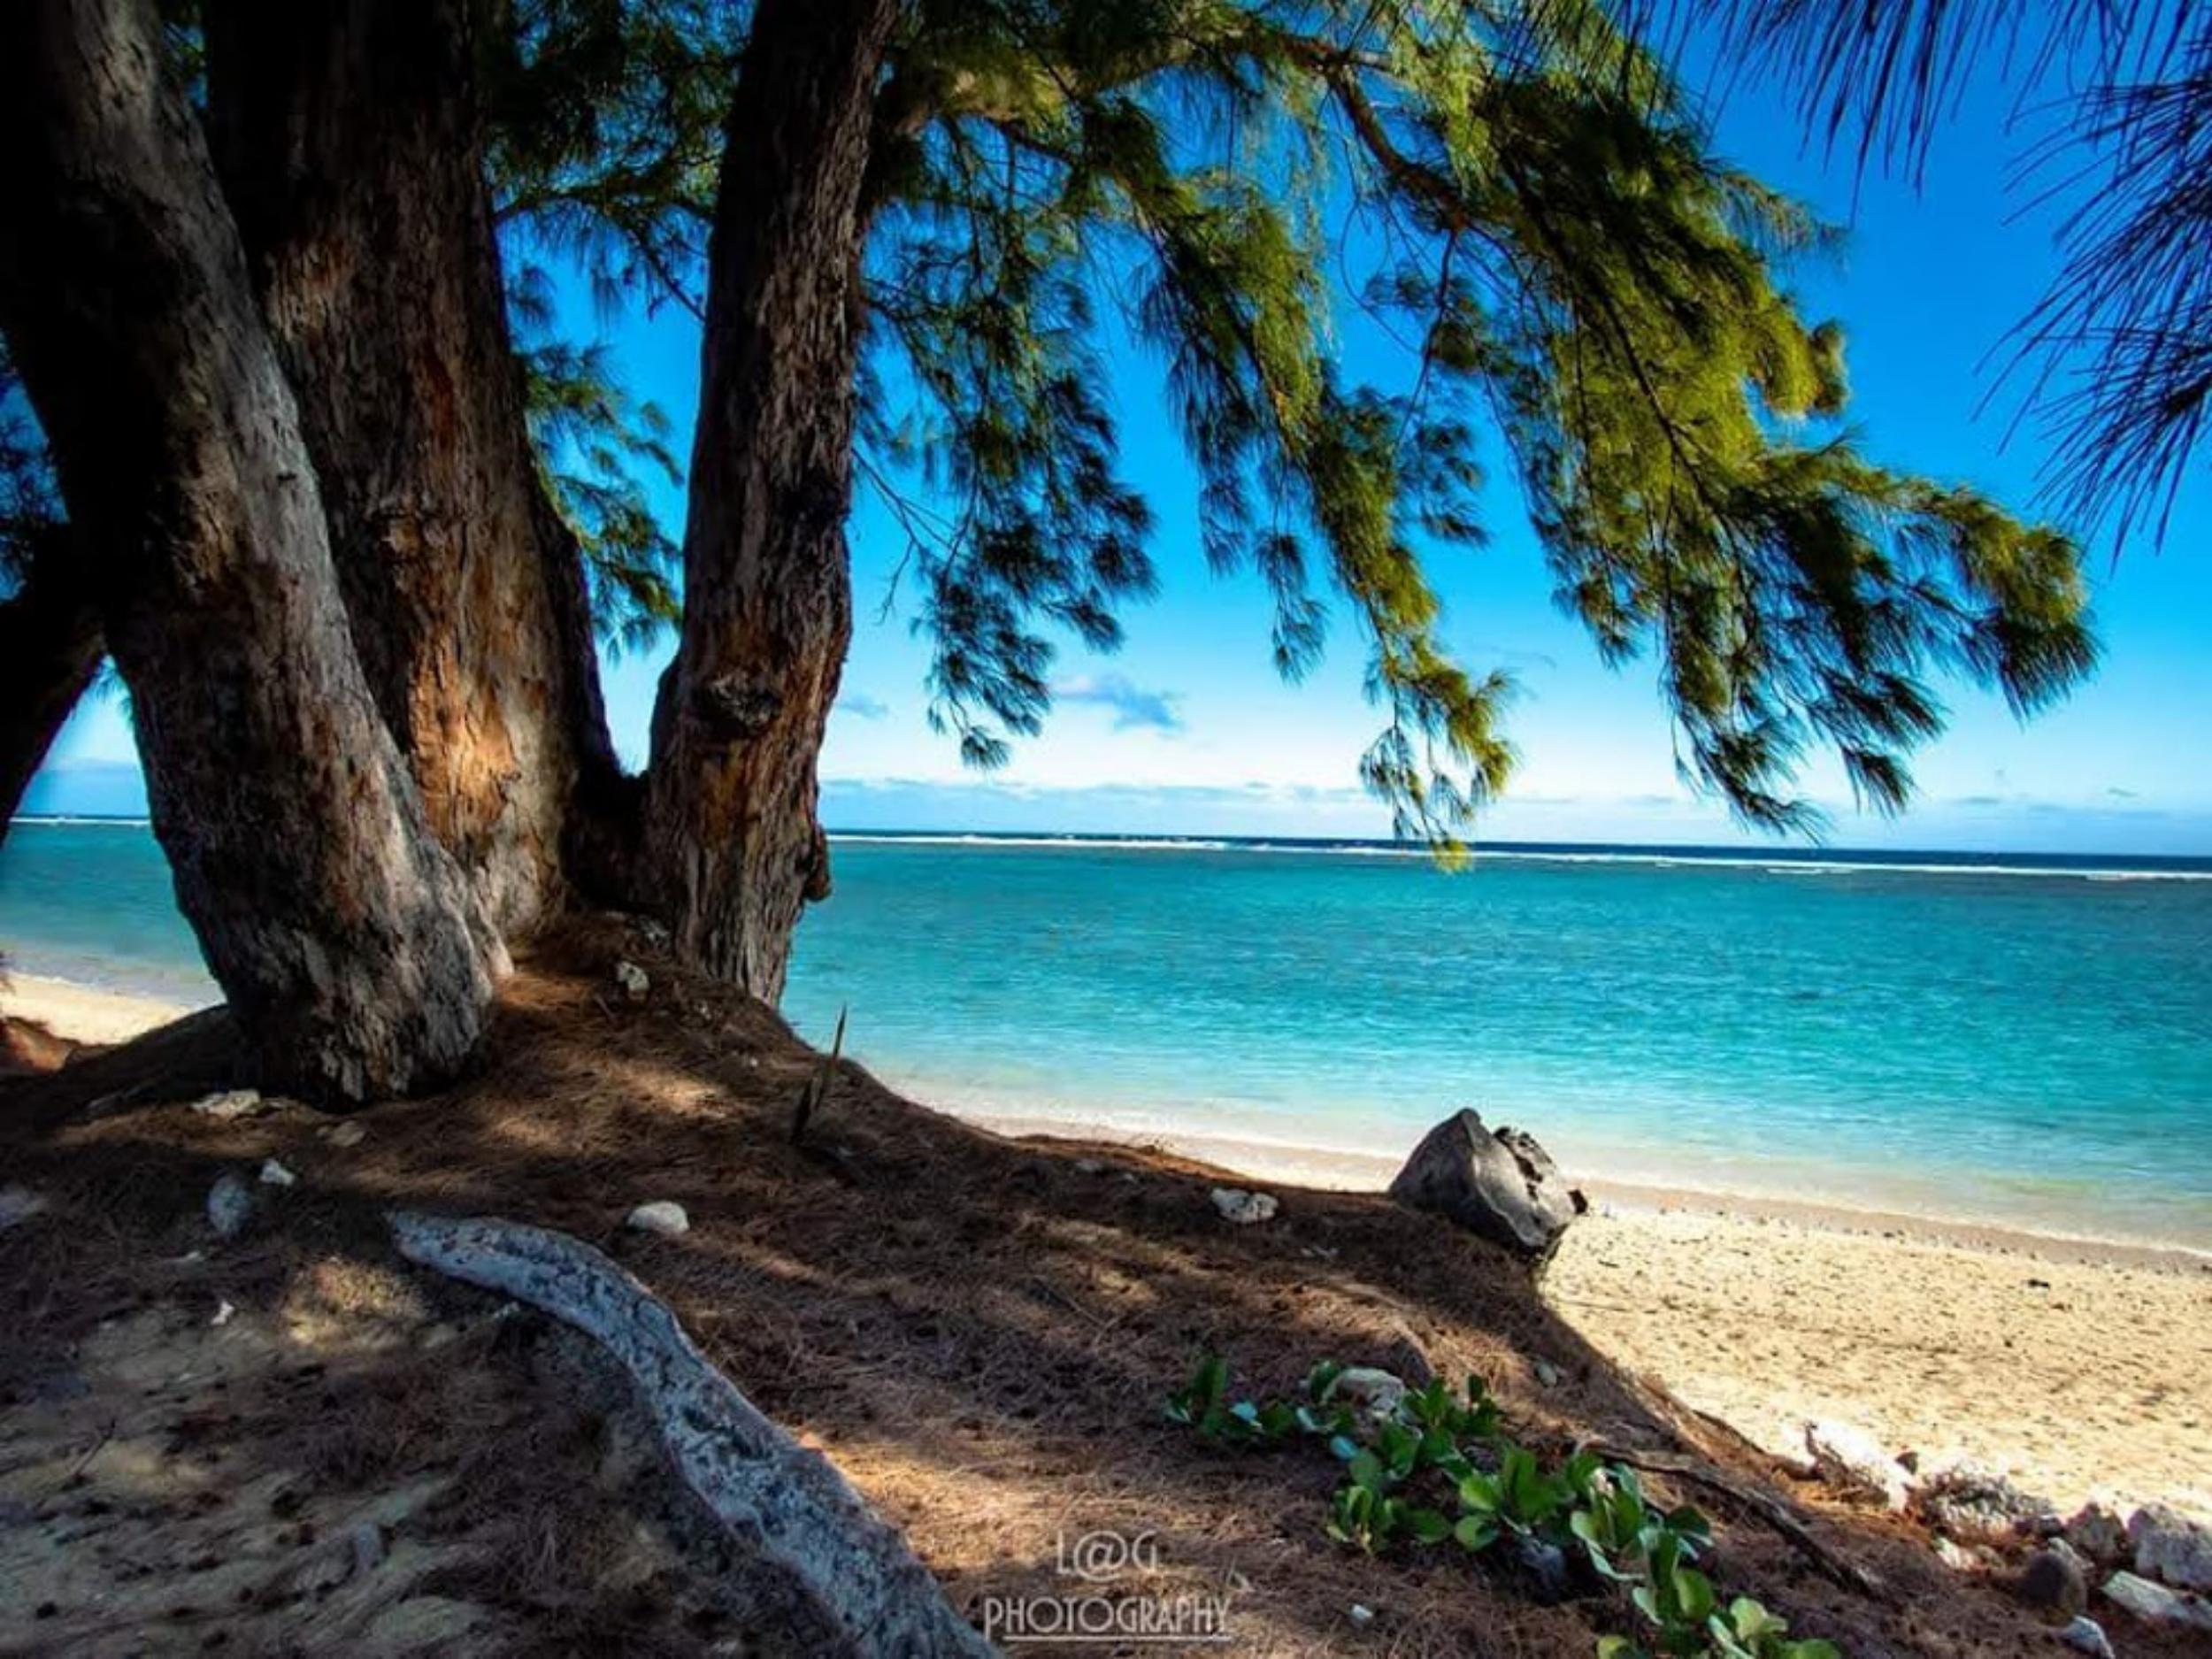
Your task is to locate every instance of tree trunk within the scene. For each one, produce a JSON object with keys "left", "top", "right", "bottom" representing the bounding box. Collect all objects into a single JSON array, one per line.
[
  {"left": 204, "top": 0, "right": 626, "bottom": 936},
  {"left": 643, "top": 0, "right": 897, "bottom": 1000},
  {"left": 0, "top": 537, "right": 103, "bottom": 842},
  {"left": 0, "top": 0, "right": 502, "bottom": 1102}
]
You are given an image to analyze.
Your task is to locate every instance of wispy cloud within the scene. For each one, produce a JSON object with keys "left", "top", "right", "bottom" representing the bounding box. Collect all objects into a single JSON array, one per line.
[
  {"left": 835, "top": 693, "right": 890, "bottom": 721},
  {"left": 1050, "top": 673, "right": 1184, "bottom": 733}
]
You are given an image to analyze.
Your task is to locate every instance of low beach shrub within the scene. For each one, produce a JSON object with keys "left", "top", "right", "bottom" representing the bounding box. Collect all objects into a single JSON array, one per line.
[{"left": 1161, "top": 1356, "right": 1839, "bottom": 1659}]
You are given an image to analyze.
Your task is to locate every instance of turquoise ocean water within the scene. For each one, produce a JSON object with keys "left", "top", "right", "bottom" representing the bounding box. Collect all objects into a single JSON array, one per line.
[{"left": 4, "top": 820, "right": 2209, "bottom": 1249}]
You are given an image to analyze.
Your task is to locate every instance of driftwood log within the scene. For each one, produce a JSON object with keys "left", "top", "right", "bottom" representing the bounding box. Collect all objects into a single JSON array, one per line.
[{"left": 388, "top": 1210, "right": 995, "bottom": 1657}]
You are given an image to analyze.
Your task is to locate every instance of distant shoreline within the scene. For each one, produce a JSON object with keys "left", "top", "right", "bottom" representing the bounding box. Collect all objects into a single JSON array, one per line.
[
  {"left": 14, "top": 814, "right": 2212, "bottom": 878},
  {"left": 10, "top": 968, "right": 2204, "bottom": 1267}
]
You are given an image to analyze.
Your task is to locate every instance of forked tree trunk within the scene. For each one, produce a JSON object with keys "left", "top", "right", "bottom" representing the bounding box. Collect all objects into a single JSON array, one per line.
[
  {"left": 0, "top": 0, "right": 502, "bottom": 1101},
  {"left": 643, "top": 0, "right": 898, "bottom": 999},
  {"left": 204, "top": 0, "right": 626, "bottom": 935},
  {"left": 0, "top": 538, "right": 103, "bottom": 843}
]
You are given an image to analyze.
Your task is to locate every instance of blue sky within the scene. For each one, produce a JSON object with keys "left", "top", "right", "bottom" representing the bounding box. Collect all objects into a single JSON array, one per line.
[{"left": 27, "top": 33, "right": 2212, "bottom": 854}]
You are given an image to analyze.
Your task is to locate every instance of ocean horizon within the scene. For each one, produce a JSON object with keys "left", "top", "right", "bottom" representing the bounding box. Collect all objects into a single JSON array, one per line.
[{"left": 5, "top": 817, "right": 2209, "bottom": 1250}]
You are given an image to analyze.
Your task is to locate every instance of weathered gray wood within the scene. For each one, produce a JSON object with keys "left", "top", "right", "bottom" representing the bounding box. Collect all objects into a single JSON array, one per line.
[{"left": 388, "top": 1210, "right": 995, "bottom": 1658}]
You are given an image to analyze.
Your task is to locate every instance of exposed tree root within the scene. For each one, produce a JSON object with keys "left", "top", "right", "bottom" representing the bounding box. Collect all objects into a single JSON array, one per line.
[
  {"left": 388, "top": 1210, "right": 994, "bottom": 1657},
  {"left": 0, "top": 1008, "right": 242, "bottom": 1139}
]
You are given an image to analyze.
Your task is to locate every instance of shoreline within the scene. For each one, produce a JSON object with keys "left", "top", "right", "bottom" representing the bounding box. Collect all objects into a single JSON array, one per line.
[
  {"left": 961, "top": 1109, "right": 2212, "bottom": 1269},
  {"left": 8, "top": 967, "right": 2210, "bottom": 1514},
  {"left": 1, "top": 971, "right": 217, "bottom": 1048},
  {"left": 7, "top": 969, "right": 2206, "bottom": 1265}
]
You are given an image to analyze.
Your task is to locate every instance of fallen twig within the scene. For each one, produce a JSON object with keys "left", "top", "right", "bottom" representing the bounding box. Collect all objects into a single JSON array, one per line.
[{"left": 41, "top": 1414, "right": 118, "bottom": 1506}]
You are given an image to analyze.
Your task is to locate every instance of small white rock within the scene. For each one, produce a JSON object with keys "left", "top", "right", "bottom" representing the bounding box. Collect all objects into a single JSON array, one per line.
[
  {"left": 1918, "top": 1457, "right": 2059, "bottom": 1541},
  {"left": 1933, "top": 1536, "right": 1980, "bottom": 1571},
  {"left": 324, "top": 1120, "right": 366, "bottom": 1148},
  {"left": 348, "top": 1521, "right": 387, "bottom": 1578},
  {"left": 613, "top": 960, "right": 649, "bottom": 1002},
  {"left": 1532, "top": 1358, "right": 1561, "bottom": 1388},
  {"left": 206, "top": 1172, "right": 255, "bottom": 1239},
  {"left": 190, "top": 1088, "right": 268, "bottom": 1120},
  {"left": 1804, "top": 1418, "right": 1911, "bottom": 1511},
  {"left": 1210, "top": 1187, "right": 1279, "bottom": 1225},
  {"left": 1329, "top": 1367, "right": 1408, "bottom": 1418},
  {"left": 2103, "top": 1569, "right": 2212, "bottom": 1630},
  {"left": 0, "top": 1185, "right": 48, "bottom": 1230},
  {"left": 2069, "top": 1503, "right": 2131, "bottom": 1563},
  {"left": 626, "top": 1200, "right": 689, "bottom": 1237},
  {"left": 1347, "top": 1603, "right": 1374, "bottom": 1628},
  {"left": 2129, "top": 1502, "right": 2212, "bottom": 1593},
  {"left": 211, "top": 1299, "right": 235, "bottom": 1327},
  {"left": 258, "top": 1158, "right": 297, "bottom": 1188},
  {"left": 2060, "top": 1616, "right": 2114, "bottom": 1658}
]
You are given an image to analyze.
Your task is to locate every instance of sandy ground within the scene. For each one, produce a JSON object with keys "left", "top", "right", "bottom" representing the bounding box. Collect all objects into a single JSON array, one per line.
[
  {"left": 14, "top": 974, "right": 2211, "bottom": 1524},
  {"left": 1546, "top": 1207, "right": 2212, "bottom": 1517},
  {"left": 2, "top": 972, "right": 216, "bottom": 1046},
  {"left": 978, "top": 1114, "right": 2212, "bottom": 1517}
]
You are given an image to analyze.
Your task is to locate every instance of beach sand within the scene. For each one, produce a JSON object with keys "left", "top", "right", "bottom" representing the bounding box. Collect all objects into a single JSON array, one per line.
[
  {"left": 972, "top": 1113, "right": 2212, "bottom": 1517},
  {"left": 1546, "top": 1206, "right": 2212, "bottom": 1517},
  {"left": 10, "top": 978, "right": 2209, "bottom": 1517},
  {"left": 1, "top": 972, "right": 215, "bottom": 1047}
]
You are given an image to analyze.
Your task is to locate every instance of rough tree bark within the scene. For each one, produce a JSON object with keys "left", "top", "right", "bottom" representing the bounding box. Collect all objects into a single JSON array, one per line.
[
  {"left": 642, "top": 0, "right": 900, "bottom": 1000},
  {"left": 204, "top": 0, "right": 626, "bottom": 935},
  {"left": 0, "top": 0, "right": 503, "bottom": 1101},
  {"left": 0, "top": 538, "right": 103, "bottom": 843}
]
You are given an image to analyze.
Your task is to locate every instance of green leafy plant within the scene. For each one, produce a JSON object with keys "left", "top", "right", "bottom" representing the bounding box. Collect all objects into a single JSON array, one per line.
[
  {"left": 1162, "top": 1356, "right": 1297, "bottom": 1448},
  {"left": 1709, "top": 1596, "right": 1842, "bottom": 1659},
  {"left": 1630, "top": 1525, "right": 1717, "bottom": 1644},
  {"left": 1161, "top": 1352, "right": 1846, "bottom": 1659},
  {"left": 1457, "top": 1444, "right": 1574, "bottom": 1540},
  {"left": 1599, "top": 1593, "right": 1839, "bottom": 1659},
  {"left": 1325, "top": 1447, "right": 1455, "bottom": 1554},
  {"left": 1569, "top": 1464, "right": 1709, "bottom": 1583},
  {"left": 1403, "top": 1373, "right": 1504, "bottom": 1453},
  {"left": 1294, "top": 1360, "right": 1361, "bottom": 1439},
  {"left": 1570, "top": 1465, "right": 1651, "bottom": 1580}
]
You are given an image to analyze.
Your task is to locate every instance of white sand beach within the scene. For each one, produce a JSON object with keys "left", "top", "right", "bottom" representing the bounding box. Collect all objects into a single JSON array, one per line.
[{"left": 1, "top": 972, "right": 214, "bottom": 1046}]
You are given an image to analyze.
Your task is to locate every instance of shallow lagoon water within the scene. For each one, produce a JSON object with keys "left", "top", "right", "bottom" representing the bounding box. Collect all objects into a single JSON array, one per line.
[{"left": 6, "top": 822, "right": 2209, "bottom": 1248}]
